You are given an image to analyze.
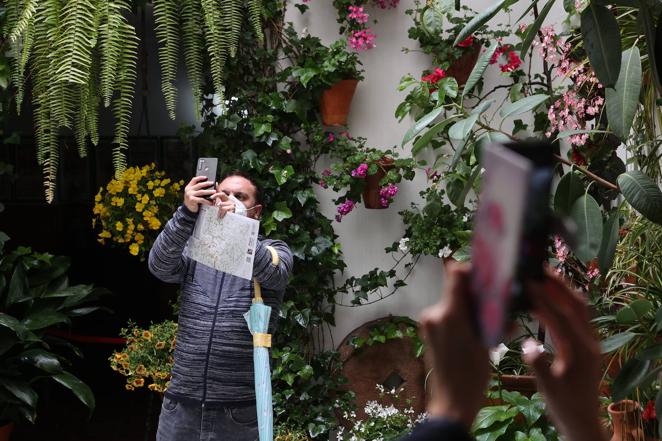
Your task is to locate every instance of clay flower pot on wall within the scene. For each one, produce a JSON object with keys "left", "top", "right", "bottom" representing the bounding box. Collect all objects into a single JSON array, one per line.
[
  {"left": 320, "top": 79, "right": 359, "bottom": 127},
  {"left": 608, "top": 400, "right": 645, "bottom": 441},
  {"left": 446, "top": 42, "right": 481, "bottom": 86},
  {"left": 363, "top": 157, "right": 395, "bottom": 209}
]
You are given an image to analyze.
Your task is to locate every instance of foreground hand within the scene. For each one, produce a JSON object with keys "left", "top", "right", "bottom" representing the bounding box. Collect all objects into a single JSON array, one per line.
[
  {"left": 184, "top": 176, "right": 214, "bottom": 213},
  {"left": 523, "top": 271, "right": 606, "bottom": 441},
  {"left": 420, "top": 262, "right": 490, "bottom": 429},
  {"left": 211, "top": 192, "right": 235, "bottom": 218}
]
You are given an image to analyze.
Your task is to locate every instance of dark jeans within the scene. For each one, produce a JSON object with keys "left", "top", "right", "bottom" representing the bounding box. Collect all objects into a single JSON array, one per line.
[{"left": 156, "top": 396, "right": 258, "bottom": 441}]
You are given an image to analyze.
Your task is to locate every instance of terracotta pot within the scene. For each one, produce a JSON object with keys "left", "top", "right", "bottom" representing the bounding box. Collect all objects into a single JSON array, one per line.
[
  {"left": 608, "top": 400, "right": 645, "bottom": 441},
  {"left": 0, "top": 423, "right": 13, "bottom": 441},
  {"left": 362, "top": 157, "right": 395, "bottom": 209},
  {"left": 446, "top": 43, "right": 482, "bottom": 86},
  {"left": 499, "top": 374, "right": 537, "bottom": 396},
  {"left": 320, "top": 79, "right": 359, "bottom": 127}
]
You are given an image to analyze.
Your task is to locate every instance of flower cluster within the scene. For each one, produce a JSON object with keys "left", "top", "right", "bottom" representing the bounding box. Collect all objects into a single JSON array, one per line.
[
  {"left": 351, "top": 163, "right": 369, "bottom": 178},
  {"left": 373, "top": 0, "right": 399, "bottom": 8},
  {"left": 334, "top": 0, "right": 400, "bottom": 51},
  {"left": 489, "top": 44, "right": 522, "bottom": 73},
  {"left": 92, "top": 164, "right": 183, "bottom": 259},
  {"left": 456, "top": 35, "right": 475, "bottom": 48},
  {"left": 379, "top": 183, "right": 398, "bottom": 207},
  {"left": 349, "top": 28, "right": 377, "bottom": 51},
  {"left": 348, "top": 5, "right": 369, "bottom": 24},
  {"left": 336, "top": 199, "right": 356, "bottom": 222},
  {"left": 421, "top": 67, "right": 446, "bottom": 84},
  {"left": 337, "top": 385, "right": 426, "bottom": 441},
  {"left": 109, "top": 320, "right": 177, "bottom": 394}
]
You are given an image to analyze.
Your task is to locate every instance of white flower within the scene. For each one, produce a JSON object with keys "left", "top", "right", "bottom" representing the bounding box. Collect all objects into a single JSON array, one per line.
[
  {"left": 398, "top": 237, "right": 410, "bottom": 253},
  {"left": 489, "top": 343, "right": 509, "bottom": 366},
  {"left": 438, "top": 246, "right": 452, "bottom": 259},
  {"left": 522, "top": 340, "right": 545, "bottom": 355}
]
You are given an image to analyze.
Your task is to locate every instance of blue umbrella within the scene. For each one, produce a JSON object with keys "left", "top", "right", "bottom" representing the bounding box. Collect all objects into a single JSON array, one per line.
[{"left": 244, "top": 279, "right": 273, "bottom": 441}]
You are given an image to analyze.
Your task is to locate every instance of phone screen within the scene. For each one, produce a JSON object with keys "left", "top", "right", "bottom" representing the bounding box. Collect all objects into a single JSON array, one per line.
[{"left": 196, "top": 158, "right": 218, "bottom": 198}]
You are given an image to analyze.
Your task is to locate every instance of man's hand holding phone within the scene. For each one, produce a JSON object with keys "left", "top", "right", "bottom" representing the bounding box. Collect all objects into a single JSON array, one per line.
[{"left": 184, "top": 176, "right": 215, "bottom": 213}]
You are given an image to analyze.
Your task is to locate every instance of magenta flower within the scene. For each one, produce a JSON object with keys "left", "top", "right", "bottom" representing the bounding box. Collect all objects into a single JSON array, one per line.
[
  {"left": 349, "top": 28, "right": 376, "bottom": 51},
  {"left": 379, "top": 184, "right": 398, "bottom": 207},
  {"left": 335, "top": 199, "right": 356, "bottom": 222},
  {"left": 348, "top": 5, "right": 369, "bottom": 24},
  {"left": 373, "top": 0, "right": 399, "bottom": 8},
  {"left": 327, "top": 132, "right": 335, "bottom": 142},
  {"left": 322, "top": 168, "right": 332, "bottom": 177},
  {"left": 351, "top": 163, "right": 369, "bottom": 178}
]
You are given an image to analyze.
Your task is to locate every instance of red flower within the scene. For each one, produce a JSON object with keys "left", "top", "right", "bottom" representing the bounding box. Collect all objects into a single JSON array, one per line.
[
  {"left": 571, "top": 147, "right": 587, "bottom": 166},
  {"left": 457, "top": 35, "right": 475, "bottom": 48},
  {"left": 500, "top": 51, "right": 522, "bottom": 72},
  {"left": 643, "top": 400, "right": 656, "bottom": 421},
  {"left": 421, "top": 67, "right": 446, "bottom": 84}
]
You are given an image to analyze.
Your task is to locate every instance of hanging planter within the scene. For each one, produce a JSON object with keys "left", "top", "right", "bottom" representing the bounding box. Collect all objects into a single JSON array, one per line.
[
  {"left": 0, "top": 423, "right": 13, "bottom": 441},
  {"left": 608, "top": 400, "right": 645, "bottom": 441},
  {"left": 320, "top": 79, "right": 360, "bottom": 127},
  {"left": 447, "top": 42, "right": 482, "bottom": 86},
  {"left": 363, "top": 157, "right": 395, "bottom": 209}
]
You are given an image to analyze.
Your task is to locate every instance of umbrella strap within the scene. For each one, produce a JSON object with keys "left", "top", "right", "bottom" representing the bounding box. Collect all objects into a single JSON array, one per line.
[
  {"left": 253, "top": 246, "right": 280, "bottom": 303},
  {"left": 253, "top": 333, "right": 272, "bottom": 348}
]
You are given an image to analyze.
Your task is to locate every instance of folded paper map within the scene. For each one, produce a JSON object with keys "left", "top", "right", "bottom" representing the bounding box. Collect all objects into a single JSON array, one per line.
[{"left": 184, "top": 205, "right": 260, "bottom": 280}]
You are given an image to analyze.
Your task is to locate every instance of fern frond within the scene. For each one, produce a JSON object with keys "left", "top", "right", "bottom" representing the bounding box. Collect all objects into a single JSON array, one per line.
[
  {"left": 222, "top": 0, "right": 242, "bottom": 58},
  {"left": 42, "top": 124, "right": 60, "bottom": 203},
  {"left": 9, "top": 13, "right": 35, "bottom": 111},
  {"left": 247, "top": 0, "right": 264, "bottom": 44},
  {"left": 53, "top": 0, "right": 97, "bottom": 85},
  {"left": 75, "top": 84, "right": 89, "bottom": 157},
  {"left": 87, "top": 68, "right": 100, "bottom": 146},
  {"left": 8, "top": 0, "right": 37, "bottom": 42},
  {"left": 99, "top": 1, "right": 122, "bottom": 107},
  {"left": 181, "top": 0, "right": 204, "bottom": 119},
  {"left": 153, "top": 0, "right": 180, "bottom": 120},
  {"left": 111, "top": 19, "right": 138, "bottom": 176},
  {"left": 201, "top": 0, "right": 226, "bottom": 100}
]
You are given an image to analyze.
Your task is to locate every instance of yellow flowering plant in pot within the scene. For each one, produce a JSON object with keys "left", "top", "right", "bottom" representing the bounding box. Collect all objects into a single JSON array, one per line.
[
  {"left": 92, "top": 164, "right": 184, "bottom": 259},
  {"left": 109, "top": 320, "right": 177, "bottom": 394}
]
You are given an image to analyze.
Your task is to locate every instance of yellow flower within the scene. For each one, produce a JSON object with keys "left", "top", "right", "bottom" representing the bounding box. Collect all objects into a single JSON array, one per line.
[
  {"left": 147, "top": 181, "right": 155, "bottom": 190},
  {"left": 172, "top": 183, "right": 181, "bottom": 192},
  {"left": 148, "top": 218, "right": 161, "bottom": 230},
  {"left": 153, "top": 188, "right": 166, "bottom": 198},
  {"left": 115, "top": 221, "right": 124, "bottom": 232},
  {"left": 99, "top": 230, "right": 111, "bottom": 239},
  {"left": 155, "top": 341, "right": 165, "bottom": 350},
  {"left": 133, "top": 378, "right": 145, "bottom": 387},
  {"left": 135, "top": 202, "right": 145, "bottom": 212},
  {"left": 142, "top": 330, "right": 152, "bottom": 341},
  {"left": 137, "top": 223, "right": 145, "bottom": 231},
  {"left": 128, "top": 184, "right": 138, "bottom": 195},
  {"left": 134, "top": 233, "right": 145, "bottom": 244},
  {"left": 114, "top": 353, "right": 123, "bottom": 361},
  {"left": 121, "top": 361, "right": 130, "bottom": 369},
  {"left": 93, "top": 203, "right": 104, "bottom": 215},
  {"left": 141, "top": 194, "right": 149, "bottom": 204},
  {"left": 148, "top": 383, "right": 158, "bottom": 391},
  {"left": 125, "top": 384, "right": 135, "bottom": 391},
  {"left": 121, "top": 353, "right": 129, "bottom": 360},
  {"left": 161, "top": 178, "right": 171, "bottom": 186},
  {"left": 136, "top": 365, "right": 147, "bottom": 375},
  {"left": 129, "top": 243, "right": 140, "bottom": 256},
  {"left": 95, "top": 193, "right": 102, "bottom": 202}
]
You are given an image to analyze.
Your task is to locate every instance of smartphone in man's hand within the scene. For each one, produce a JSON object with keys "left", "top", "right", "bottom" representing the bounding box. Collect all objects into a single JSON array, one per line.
[
  {"left": 470, "top": 141, "right": 553, "bottom": 347},
  {"left": 196, "top": 158, "right": 218, "bottom": 200}
]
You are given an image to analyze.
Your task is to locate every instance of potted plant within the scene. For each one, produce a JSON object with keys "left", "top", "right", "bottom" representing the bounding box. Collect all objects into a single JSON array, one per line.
[
  {"left": 290, "top": 34, "right": 365, "bottom": 127},
  {"left": 92, "top": 164, "right": 185, "bottom": 260},
  {"left": 109, "top": 320, "right": 177, "bottom": 394},
  {"left": 0, "top": 233, "right": 101, "bottom": 438},
  {"left": 319, "top": 138, "right": 419, "bottom": 220}
]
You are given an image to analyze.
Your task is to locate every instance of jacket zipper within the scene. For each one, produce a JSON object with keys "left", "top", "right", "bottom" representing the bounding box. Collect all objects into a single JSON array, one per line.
[{"left": 201, "top": 272, "right": 225, "bottom": 404}]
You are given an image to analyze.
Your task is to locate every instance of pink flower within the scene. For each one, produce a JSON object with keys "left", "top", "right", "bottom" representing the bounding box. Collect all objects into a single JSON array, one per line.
[
  {"left": 586, "top": 260, "right": 600, "bottom": 280},
  {"left": 349, "top": 28, "right": 376, "bottom": 51},
  {"left": 327, "top": 132, "right": 335, "bottom": 142},
  {"left": 319, "top": 180, "right": 328, "bottom": 189},
  {"left": 457, "top": 35, "right": 475, "bottom": 48},
  {"left": 335, "top": 199, "right": 356, "bottom": 221},
  {"left": 421, "top": 67, "right": 446, "bottom": 84},
  {"left": 379, "top": 184, "right": 398, "bottom": 207},
  {"left": 348, "top": 5, "right": 369, "bottom": 24},
  {"left": 554, "top": 235, "right": 569, "bottom": 263},
  {"left": 373, "top": 0, "right": 399, "bottom": 9},
  {"left": 322, "top": 168, "right": 332, "bottom": 177},
  {"left": 339, "top": 130, "right": 352, "bottom": 139},
  {"left": 351, "top": 163, "right": 369, "bottom": 178}
]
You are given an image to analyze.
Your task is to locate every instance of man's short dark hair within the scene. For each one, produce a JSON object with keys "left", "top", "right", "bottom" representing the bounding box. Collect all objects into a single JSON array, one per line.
[{"left": 220, "top": 170, "right": 262, "bottom": 205}]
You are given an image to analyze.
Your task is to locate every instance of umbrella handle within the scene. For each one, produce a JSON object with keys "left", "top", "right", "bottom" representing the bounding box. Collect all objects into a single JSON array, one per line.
[{"left": 253, "top": 246, "right": 280, "bottom": 303}]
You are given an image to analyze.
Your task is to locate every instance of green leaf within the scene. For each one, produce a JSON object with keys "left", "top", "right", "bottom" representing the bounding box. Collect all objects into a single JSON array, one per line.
[
  {"left": 600, "top": 332, "right": 636, "bottom": 353},
  {"left": 499, "top": 94, "right": 549, "bottom": 119},
  {"left": 20, "top": 348, "right": 63, "bottom": 373},
  {"left": 440, "top": 77, "right": 459, "bottom": 99},
  {"left": 411, "top": 118, "right": 456, "bottom": 155},
  {"left": 272, "top": 202, "right": 293, "bottom": 222},
  {"left": 23, "top": 309, "right": 71, "bottom": 331},
  {"left": 630, "top": 299, "right": 653, "bottom": 318},
  {"left": 598, "top": 212, "right": 620, "bottom": 274},
  {"left": 0, "top": 313, "right": 28, "bottom": 338},
  {"left": 271, "top": 165, "right": 295, "bottom": 186},
  {"left": 616, "top": 306, "right": 637, "bottom": 324},
  {"left": 612, "top": 358, "right": 651, "bottom": 402},
  {"left": 520, "top": 0, "right": 556, "bottom": 58},
  {"left": 617, "top": 171, "right": 662, "bottom": 224},
  {"left": 454, "top": 0, "right": 507, "bottom": 46},
  {"left": 402, "top": 106, "right": 446, "bottom": 146},
  {"left": 448, "top": 113, "right": 480, "bottom": 140},
  {"left": 472, "top": 405, "right": 518, "bottom": 430},
  {"left": 471, "top": 99, "right": 495, "bottom": 116},
  {"left": 474, "top": 419, "right": 511, "bottom": 441},
  {"left": 569, "top": 193, "right": 603, "bottom": 262},
  {"left": 422, "top": 6, "right": 444, "bottom": 34},
  {"left": 6, "top": 262, "right": 28, "bottom": 307},
  {"left": 463, "top": 41, "right": 499, "bottom": 97},
  {"left": 581, "top": 3, "right": 622, "bottom": 87},
  {"left": 606, "top": 47, "right": 642, "bottom": 140},
  {"left": 554, "top": 171, "right": 585, "bottom": 215},
  {"left": 52, "top": 371, "right": 95, "bottom": 411},
  {"left": 0, "top": 379, "right": 38, "bottom": 408},
  {"left": 638, "top": 344, "right": 662, "bottom": 360}
]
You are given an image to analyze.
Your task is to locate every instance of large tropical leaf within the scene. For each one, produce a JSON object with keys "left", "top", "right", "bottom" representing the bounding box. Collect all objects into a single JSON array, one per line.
[
  {"left": 0, "top": 378, "right": 38, "bottom": 409},
  {"left": 598, "top": 211, "right": 620, "bottom": 274},
  {"left": 569, "top": 193, "right": 603, "bottom": 262},
  {"left": 23, "top": 309, "right": 71, "bottom": 331},
  {"left": 453, "top": 0, "right": 509, "bottom": 46},
  {"left": 600, "top": 331, "right": 636, "bottom": 353},
  {"left": 52, "top": 371, "right": 95, "bottom": 411},
  {"left": 19, "top": 348, "right": 63, "bottom": 373},
  {"left": 499, "top": 94, "right": 549, "bottom": 119},
  {"left": 448, "top": 113, "right": 479, "bottom": 140},
  {"left": 553, "top": 170, "right": 584, "bottom": 215},
  {"left": 617, "top": 171, "right": 662, "bottom": 224},
  {"left": 605, "top": 46, "right": 641, "bottom": 140},
  {"left": 411, "top": 118, "right": 457, "bottom": 155},
  {"left": 402, "top": 106, "right": 446, "bottom": 146},
  {"left": 463, "top": 41, "right": 499, "bottom": 97},
  {"left": 581, "top": 4, "right": 622, "bottom": 87},
  {"left": 612, "top": 358, "right": 651, "bottom": 402},
  {"left": 6, "top": 262, "right": 28, "bottom": 307}
]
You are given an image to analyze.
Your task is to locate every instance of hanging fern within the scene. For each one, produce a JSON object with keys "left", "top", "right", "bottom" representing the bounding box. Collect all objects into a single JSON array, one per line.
[
  {"left": 153, "top": 0, "right": 179, "bottom": 120},
  {"left": 4, "top": 0, "right": 265, "bottom": 201}
]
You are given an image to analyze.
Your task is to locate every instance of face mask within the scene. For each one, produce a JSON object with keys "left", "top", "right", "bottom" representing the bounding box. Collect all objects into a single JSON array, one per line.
[{"left": 228, "top": 194, "right": 248, "bottom": 216}]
